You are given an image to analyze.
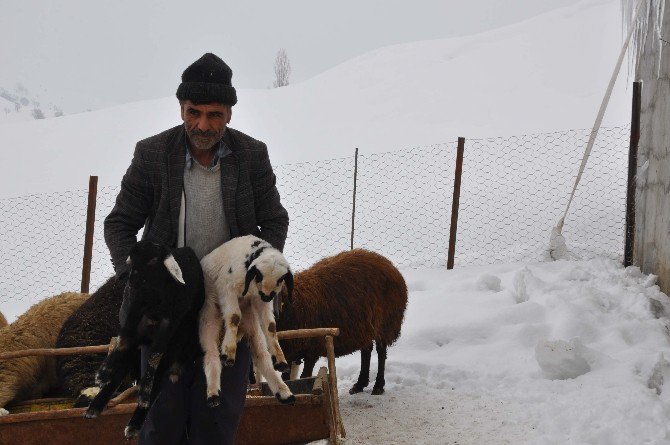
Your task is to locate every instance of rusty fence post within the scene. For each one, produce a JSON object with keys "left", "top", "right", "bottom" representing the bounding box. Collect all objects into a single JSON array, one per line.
[
  {"left": 81, "top": 176, "right": 98, "bottom": 293},
  {"left": 350, "top": 147, "right": 359, "bottom": 250},
  {"left": 447, "top": 138, "right": 465, "bottom": 269},
  {"left": 624, "top": 81, "right": 641, "bottom": 267}
]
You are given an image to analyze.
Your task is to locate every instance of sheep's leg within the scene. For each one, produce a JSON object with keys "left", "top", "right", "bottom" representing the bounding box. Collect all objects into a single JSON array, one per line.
[
  {"left": 299, "top": 357, "right": 318, "bottom": 378},
  {"left": 371, "top": 341, "right": 387, "bottom": 395},
  {"left": 136, "top": 318, "right": 176, "bottom": 409},
  {"left": 94, "top": 335, "right": 137, "bottom": 386},
  {"left": 124, "top": 367, "right": 163, "bottom": 439},
  {"left": 199, "top": 296, "right": 225, "bottom": 405},
  {"left": 248, "top": 362, "right": 257, "bottom": 385},
  {"left": 252, "top": 297, "right": 289, "bottom": 372},
  {"left": 84, "top": 355, "right": 132, "bottom": 418},
  {"left": 349, "top": 342, "right": 374, "bottom": 394},
  {"left": 245, "top": 309, "right": 295, "bottom": 405},
  {"left": 219, "top": 289, "right": 242, "bottom": 367},
  {"left": 282, "top": 360, "right": 302, "bottom": 381}
]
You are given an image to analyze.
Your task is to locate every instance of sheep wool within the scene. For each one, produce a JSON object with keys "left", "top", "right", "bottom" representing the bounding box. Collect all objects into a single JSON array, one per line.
[
  {"left": 0, "top": 291, "right": 89, "bottom": 414},
  {"left": 56, "top": 276, "right": 136, "bottom": 404},
  {"left": 277, "top": 248, "right": 408, "bottom": 395}
]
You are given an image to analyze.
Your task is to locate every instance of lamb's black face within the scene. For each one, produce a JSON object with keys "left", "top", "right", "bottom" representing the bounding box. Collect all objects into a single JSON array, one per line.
[{"left": 127, "top": 241, "right": 167, "bottom": 289}]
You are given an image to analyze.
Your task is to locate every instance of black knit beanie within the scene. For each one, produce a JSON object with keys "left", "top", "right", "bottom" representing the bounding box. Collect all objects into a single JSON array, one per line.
[{"left": 176, "top": 53, "right": 238, "bottom": 106}]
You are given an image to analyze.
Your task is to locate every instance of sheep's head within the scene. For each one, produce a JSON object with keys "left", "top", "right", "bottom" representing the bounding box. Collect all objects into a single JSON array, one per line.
[
  {"left": 242, "top": 252, "right": 293, "bottom": 303},
  {"left": 126, "top": 241, "right": 186, "bottom": 289}
]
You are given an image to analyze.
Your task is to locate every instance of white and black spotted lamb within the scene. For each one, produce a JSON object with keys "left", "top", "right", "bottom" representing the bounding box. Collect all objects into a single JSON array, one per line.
[{"left": 199, "top": 235, "right": 295, "bottom": 406}]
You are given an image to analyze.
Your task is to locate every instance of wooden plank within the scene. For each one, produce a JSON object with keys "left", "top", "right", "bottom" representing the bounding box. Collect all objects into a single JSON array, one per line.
[
  {"left": 325, "top": 335, "right": 346, "bottom": 439},
  {"left": 0, "top": 328, "right": 340, "bottom": 361}
]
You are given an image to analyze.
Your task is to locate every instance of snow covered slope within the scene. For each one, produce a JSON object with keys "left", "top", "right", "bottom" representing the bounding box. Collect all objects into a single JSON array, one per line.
[{"left": 0, "top": 0, "right": 629, "bottom": 199}]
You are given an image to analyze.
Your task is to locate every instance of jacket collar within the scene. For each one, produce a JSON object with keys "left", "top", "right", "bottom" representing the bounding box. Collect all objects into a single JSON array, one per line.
[{"left": 167, "top": 125, "right": 240, "bottom": 246}]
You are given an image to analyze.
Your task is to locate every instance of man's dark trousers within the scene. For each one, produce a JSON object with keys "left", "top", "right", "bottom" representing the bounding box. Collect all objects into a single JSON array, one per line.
[{"left": 137, "top": 341, "right": 251, "bottom": 445}]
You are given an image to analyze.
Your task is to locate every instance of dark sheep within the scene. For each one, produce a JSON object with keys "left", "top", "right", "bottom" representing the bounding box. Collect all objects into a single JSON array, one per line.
[
  {"left": 83, "top": 241, "right": 205, "bottom": 439},
  {"left": 277, "top": 248, "right": 408, "bottom": 395},
  {"left": 56, "top": 276, "right": 139, "bottom": 407}
]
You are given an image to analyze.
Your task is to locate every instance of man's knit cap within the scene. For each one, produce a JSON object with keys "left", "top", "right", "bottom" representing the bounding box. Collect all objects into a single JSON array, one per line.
[{"left": 176, "top": 53, "right": 237, "bottom": 106}]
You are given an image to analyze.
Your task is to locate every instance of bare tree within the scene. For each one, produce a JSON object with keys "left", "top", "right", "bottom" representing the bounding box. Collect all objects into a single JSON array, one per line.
[
  {"left": 31, "top": 108, "right": 45, "bottom": 119},
  {"left": 273, "top": 49, "right": 291, "bottom": 88}
]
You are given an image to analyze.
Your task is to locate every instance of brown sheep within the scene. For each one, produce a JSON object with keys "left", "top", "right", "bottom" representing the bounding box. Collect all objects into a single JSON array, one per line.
[
  {"left": 0, "top": 312, "right": 7, "bottom": 329},
  {"left": 277, "top": 249, "right": 407, "bottom": 395},
  {"left": 0, "top": 291, "right": 88, "bottom": 414}
]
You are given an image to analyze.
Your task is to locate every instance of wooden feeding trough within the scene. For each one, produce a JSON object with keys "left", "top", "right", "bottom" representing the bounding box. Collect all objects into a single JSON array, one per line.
[{"left": 0, "top": 327, "right": 345, "bottom": 445}]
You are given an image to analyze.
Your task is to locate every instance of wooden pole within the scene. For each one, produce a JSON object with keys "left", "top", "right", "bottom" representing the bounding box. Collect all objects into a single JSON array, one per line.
[
  {"left": 0, "top": 344, "right": 109, "bottom": 360},
  {"left": 624, "top": 81, "right": 641, "bottom": 267},
  {"left": 107, "top": 386, "right": 138, "bottom": 408},
  {"left": 81, "top": 176, "right": 98, "bottom": 293},
  {"left": 447, "top": 138, "right": 465, "bottom": 269},
  {"left": 278, "top": 327, "right": 340, "bottom": 340},
  {"left": 324, "top": 335, "right": 346, "bottom": 439},
  {"left": 0, "top": 328, "right": 341, "bottom": 361},
  {"left": 350, "top": 147, "right": 359, "bottom": 250}
]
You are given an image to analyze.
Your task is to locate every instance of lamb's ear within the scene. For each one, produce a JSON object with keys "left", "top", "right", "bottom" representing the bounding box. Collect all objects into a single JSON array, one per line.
[
  {"left": 280, "top": 271, "right": 294, "bottom": 302},
  {"left": 163, "top": 255, "right": 186, "bottom": 285},
  {"left": 243, "top": 266, "right": 259, "bottom": 296}
]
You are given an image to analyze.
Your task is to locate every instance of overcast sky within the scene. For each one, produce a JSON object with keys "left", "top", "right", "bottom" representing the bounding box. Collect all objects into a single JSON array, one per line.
[{"left": 1, "top": 0, "right": 585, "bottom": 112}]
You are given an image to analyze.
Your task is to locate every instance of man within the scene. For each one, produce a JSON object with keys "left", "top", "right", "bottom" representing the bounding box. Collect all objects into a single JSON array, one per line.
[{"left": 104, "top": 53, "right": 289, "bottom": 444}]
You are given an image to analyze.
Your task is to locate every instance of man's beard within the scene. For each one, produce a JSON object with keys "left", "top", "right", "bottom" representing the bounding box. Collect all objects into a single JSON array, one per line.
[{"left": 186, "top": 126, "right": 225, "bottom": 151}]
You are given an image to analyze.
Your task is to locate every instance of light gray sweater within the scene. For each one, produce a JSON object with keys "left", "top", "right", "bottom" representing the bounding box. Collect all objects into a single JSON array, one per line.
[{"left": 179, "top": 159, "right": 230, "bottom": 260}]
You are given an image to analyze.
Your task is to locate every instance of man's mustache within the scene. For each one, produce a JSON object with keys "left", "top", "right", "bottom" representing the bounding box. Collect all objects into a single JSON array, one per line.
[{"left": 190, "top": 129, "right": 217, "bottom": 138}]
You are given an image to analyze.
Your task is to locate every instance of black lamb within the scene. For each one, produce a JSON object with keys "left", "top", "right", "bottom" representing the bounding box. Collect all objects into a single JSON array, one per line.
[{"left": 83, "top": 241, "right": 205, "bottom": 439}]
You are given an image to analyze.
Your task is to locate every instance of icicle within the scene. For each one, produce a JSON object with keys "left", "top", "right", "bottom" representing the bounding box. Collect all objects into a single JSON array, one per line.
[{"left": 549, "top": 0, "right": 646, "bottom": 261}]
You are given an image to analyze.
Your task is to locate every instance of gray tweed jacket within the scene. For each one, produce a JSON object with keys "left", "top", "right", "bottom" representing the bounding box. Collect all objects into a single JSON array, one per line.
[{"left": 104, "top": 125, "right": 289, "bottom": 275}]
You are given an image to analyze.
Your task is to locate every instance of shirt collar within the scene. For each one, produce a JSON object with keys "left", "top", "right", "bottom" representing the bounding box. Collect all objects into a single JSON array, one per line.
[{"left": 185, "top": 138, "right": 231, "bottom": 170}]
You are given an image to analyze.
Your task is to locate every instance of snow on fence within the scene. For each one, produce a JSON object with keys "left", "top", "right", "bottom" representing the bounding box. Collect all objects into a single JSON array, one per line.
[{"left": 0, "top": 125, "right": 630, "bottom": 310}]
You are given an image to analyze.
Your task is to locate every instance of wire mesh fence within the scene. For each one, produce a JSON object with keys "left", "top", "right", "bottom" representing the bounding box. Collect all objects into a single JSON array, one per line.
[
  {"left": 458, "top": 126, "right": 629, "bottom": 264},
  {"left": 0, "top": 125, "right": 631, "bottom": 317}
]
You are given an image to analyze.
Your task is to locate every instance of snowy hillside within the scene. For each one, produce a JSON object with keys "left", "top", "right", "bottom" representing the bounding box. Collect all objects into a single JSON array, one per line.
[
  {"left": 0, "top": 86, "right": 64, "bottom": 124},
  {"left": 0, "top": 0, "right": 630, "bottom": 199}
]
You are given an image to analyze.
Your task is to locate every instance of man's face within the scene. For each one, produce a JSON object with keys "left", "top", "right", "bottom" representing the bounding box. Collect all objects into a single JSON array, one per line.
[{"left": 180, "top": 100, "right": 232, "bottom": 151}]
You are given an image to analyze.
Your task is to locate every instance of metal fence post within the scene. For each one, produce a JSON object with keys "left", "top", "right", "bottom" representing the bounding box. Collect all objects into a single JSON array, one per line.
[
  {"left": 447, "top": 138, "right": 465, "bottom": 269},
  {"left": 624, "top": 81, "right": 641, "bottom": 267},
  {"left": 351, "top": 147, "right": 359, "bottom": 250},
  {"left": 81, "top": 175, "right": 98, "bottom": 293}
]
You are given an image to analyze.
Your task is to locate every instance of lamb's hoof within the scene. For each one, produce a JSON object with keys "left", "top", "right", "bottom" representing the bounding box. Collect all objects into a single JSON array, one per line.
[
  {"left": 273, "top": 361, "right": 290, "bottom": 373},
  {"left": 276, "top": 393, "right": 296, "bottom": 405},
  {"left": 349, "top": 383, "right": 366, "bottom": 394},
  {"left": 371, "top": 386, "right": 385, "bottom": 395},
  {"left": 124, "top": 425, "right": 139, "bottom": 439},
  {"left": 84, "top": 407, "right": 100, "bottom": 419},
  {"left": 207, "top": 395, "right": 221, "bottom": 408},
  {"left": 220, "top": 354, "right": 235, "bottom": 367},
  {"left": 74, "top": 394, "right": 93, "bottom": 408}
]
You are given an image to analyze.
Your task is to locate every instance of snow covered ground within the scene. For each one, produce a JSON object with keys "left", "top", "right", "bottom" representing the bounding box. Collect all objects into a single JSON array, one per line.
[
  {"left": 2, "top": 0, "right": 668, "bottom": 443},
  {"left": 309, "top": 258, "right": 670, "bottom": 444}
]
